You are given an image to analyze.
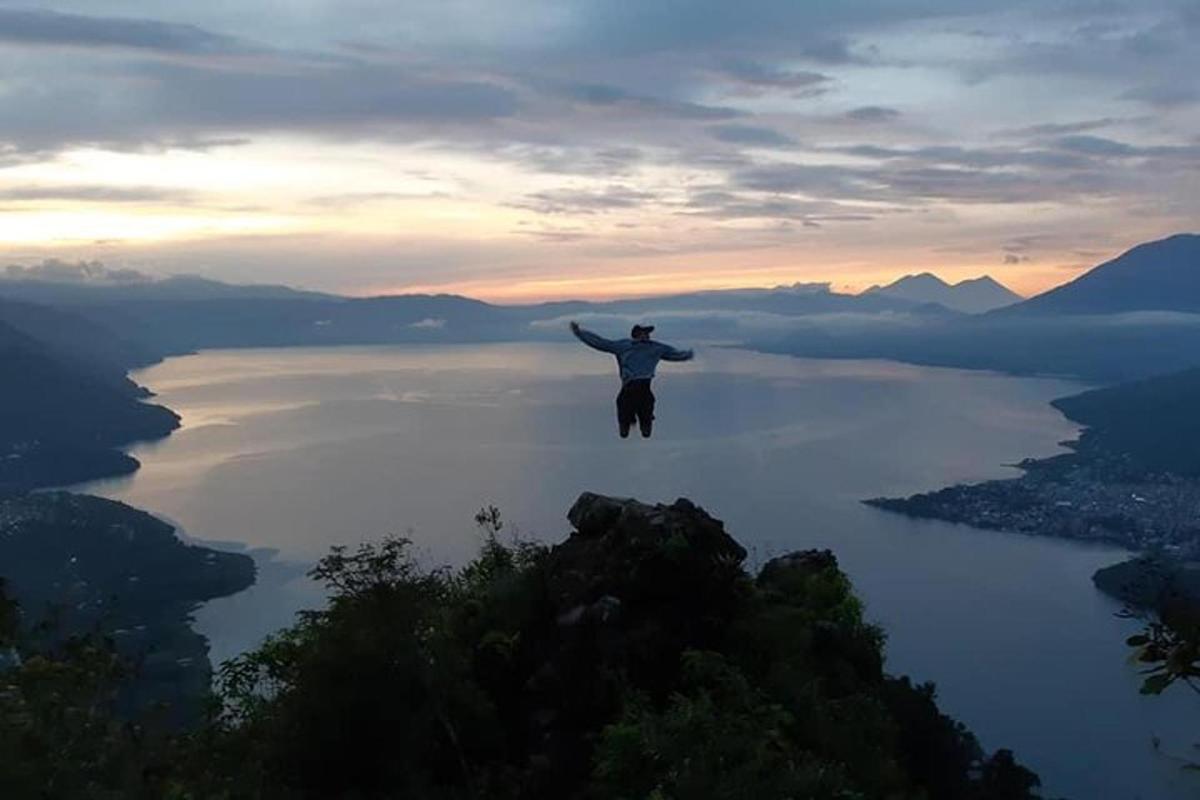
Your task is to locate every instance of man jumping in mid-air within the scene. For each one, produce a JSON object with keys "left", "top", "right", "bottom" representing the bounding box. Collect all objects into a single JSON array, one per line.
[{"left": 570, "top": 320, "right": 694, "bottom": 438}]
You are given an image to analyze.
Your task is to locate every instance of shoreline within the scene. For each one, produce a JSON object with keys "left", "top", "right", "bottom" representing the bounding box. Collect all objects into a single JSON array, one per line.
[
  {"left": 3, "top": 360, "right": 259, "bottom": 718},
  {"left": 0, "top": 491, "right": 256, "bottom": 723},
  {"left": 866, "top": 416, "right": 1200, "bottom": 606}
]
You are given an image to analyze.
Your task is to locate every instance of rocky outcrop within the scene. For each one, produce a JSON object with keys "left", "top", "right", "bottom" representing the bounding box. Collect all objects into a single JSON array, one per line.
[
  {"left": 548, "top": 493, "right": 748, "bottom": 631},
  {"left": 516, "top": 494, "right": 753, "bottom": 784},
  {"left": 512, "top": 493, "right": 896, "bottom": 792},
  {"left": 758, "top": 547, "right": 838, "bottom": 587}
]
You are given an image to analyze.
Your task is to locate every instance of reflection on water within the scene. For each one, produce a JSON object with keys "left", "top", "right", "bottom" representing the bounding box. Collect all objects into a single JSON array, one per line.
[{"left": 82, "top": 343, "right": 1199, "bottom": 800}]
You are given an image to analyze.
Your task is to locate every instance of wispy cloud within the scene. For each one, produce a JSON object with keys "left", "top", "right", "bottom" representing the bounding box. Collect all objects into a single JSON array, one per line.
[
  {"left": 510, "top": 185, "right": 658, "bottom": 215},
  {"left": 2, "top": 258, "right": 152, "bottom": 284},
  {"left": 560, "top": 82, "right": 740, "bottom": 121},
  {"left": 0, "top": 1, "right": 1195, "bottom": 296},
  {"left": 0, "top": 184, "right": 197, "bottom": 203}
]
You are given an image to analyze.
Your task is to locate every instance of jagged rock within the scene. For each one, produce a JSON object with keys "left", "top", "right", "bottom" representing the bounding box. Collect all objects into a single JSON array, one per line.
[
  {"left": 555, "top": 594, "right": 622, "bottom": 628},
  {"left": 543, "top": 495, "right": 749, "bottom": 674},
  {"left": 514, "top": 494, "right": 756, "bottom": 787},
  {"left": 566, "top": 493, "right": 745, "bottom": 562},
  {"left": 758, "top": 548, "right": 839, "bottom": 588},
  {"left": 589, "top": 594, "right": 621, "bottom": 624},
  {"left": 555, "top": 493, "right": 747, "bottom": 608}
]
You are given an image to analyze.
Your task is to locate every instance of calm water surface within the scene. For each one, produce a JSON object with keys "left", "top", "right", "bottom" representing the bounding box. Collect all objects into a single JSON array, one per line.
[{"left": 84, "top": 344, "right": 1199, "bottom": 799}]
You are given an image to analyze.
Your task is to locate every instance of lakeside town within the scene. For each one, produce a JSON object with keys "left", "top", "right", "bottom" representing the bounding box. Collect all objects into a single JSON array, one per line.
[{"left": 867, "top": 448, "right": 1200, "bottom": 560}]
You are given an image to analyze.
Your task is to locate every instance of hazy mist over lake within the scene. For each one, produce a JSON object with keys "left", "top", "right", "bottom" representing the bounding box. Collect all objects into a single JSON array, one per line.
[{"left": 85, "top": 343, "right": 1198, "bottom": 800}]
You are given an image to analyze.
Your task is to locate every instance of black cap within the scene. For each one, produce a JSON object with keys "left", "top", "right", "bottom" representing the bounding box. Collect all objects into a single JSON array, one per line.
[{"left": 631, "top": 324, "right": 655, "bottom": 337}]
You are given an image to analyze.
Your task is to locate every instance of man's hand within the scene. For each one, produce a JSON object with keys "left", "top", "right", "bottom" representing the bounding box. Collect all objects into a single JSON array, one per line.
[{"left": 569, "top": 320, "right": 581, "bottom": 335}]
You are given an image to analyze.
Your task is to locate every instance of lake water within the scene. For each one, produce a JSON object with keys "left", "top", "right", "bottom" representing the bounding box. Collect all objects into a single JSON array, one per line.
[{"left": 83, "top": 343, "right": 1199, "bottom": 799}]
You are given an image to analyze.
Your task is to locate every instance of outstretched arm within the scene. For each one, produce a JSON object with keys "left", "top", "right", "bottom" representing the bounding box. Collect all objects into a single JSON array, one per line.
[
  {"left": 658, "top": 342, "right": 694, "bottom": 362},
  {"left": 569, "top": 320, "right": 622, "bottom": 353}
]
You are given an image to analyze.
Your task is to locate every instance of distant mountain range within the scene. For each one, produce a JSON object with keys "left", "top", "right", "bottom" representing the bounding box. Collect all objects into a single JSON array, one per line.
[
  {"left": 1, "top": 233, "right": 1198, "bottom": 453},
  {"left": 0, "top": 273, "right": 331, "bottom": 306},
  {"left": 864, "top": 273, "right": 1022, "bottom": 313},
  {"left": 0, "top": 270, "right": 956, "bottom": 358},
  {"left": 751, "top": 233, "right": 1200, "bottom": 381}
]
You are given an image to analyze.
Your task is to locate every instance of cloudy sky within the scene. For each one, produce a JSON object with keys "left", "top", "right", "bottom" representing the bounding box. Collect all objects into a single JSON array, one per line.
[{"left": 0, "top": 1, "right": 1196, "bottom": 300}]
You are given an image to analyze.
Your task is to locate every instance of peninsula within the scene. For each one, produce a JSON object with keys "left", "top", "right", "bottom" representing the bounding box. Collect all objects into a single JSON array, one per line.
[
  {"left": 0, "top": 491, "right": 255, "bottom": 720},
  {"left": 866, "top": 369, "right": 1200, "bottom": 601}
]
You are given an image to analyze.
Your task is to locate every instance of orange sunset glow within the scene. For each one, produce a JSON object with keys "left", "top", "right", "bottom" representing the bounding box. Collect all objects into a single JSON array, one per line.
[{"left": 0, "top": 3, "right": 1196, "bottom": 301}]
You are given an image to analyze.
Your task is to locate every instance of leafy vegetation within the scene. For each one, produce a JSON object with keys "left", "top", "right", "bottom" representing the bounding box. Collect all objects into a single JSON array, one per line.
[
  {"left": 1113, "top": 561, "right": 1200, "bottom": 698},
  {"left": 0, "top": 579, "right": 181, "bottom": 800},
  {"left": 1106, "top": 560, "right": 1200, "bottom": 773},
  {"left": 1, "top": 496, "right": 1042, "bottom": 798}
]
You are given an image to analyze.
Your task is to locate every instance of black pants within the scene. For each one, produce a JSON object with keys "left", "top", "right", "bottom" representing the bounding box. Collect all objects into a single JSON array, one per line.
[{"left": 616, "top": 379, "right": 655, "bottom": 438}]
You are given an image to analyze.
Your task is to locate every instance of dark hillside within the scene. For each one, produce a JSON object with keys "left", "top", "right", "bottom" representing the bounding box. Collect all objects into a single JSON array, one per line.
[
  {"left": 1053, "top": 367, "right": 1200, "bottom": 476},
  {"left": 0, "top": 492, "right": 254, "bottom": 722},
  {"left": 183, "top": 493, "right": 1042, "bottom": 799},
  {"left": 1004, "top": 234, "right": 1200, "bottom": 315},
  {"left": 0, "top": 297, "right": 162, "bottom": 374},
  {"left": 68, "top": 294, "right": 523, "bottom": 354},
  {"left": 0, "top": 320, "right": 178, "bottom": 489}
]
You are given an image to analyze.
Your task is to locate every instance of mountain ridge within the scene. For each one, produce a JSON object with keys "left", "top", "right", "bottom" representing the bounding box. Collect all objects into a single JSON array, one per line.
[
  {"left": 0, "top": 310, "right": 178, "bottom": 490},
  {"left": 2, "top": 232, "right": 1196, "bottom": 386},
  {"left": 1002, "top": 233, "right": 1200, "bottom": 315}
]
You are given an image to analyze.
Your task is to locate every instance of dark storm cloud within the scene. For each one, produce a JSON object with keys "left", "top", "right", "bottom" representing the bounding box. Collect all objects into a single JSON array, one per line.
[
  {"left": 876, "top": 166, "right": 1115, "bottom": 204},
  {"left": 146, "top": 61, "right": 520, "bottom": 127},
  {"left": 0, "top": 0, "right": 1195, "bottom": 235},
  {"left": 844, "top": 106, "right": 901, "bottom": 123},
  {"left": 0, "top": 54, "right": 520, "bottom": 154},
  {"left": 560, "top": 83, "right": 739, "bottom": 120},
  {"left": 1120, "top": 83, "right": 1200, "bottom": 108},
  {"left": 728, "top": 146, "right": 1158, "bottom": 206},
  {"left": 712, "top": 59, "right": 832, "bottom": 95},
  {"left": 568, "top": 0, "right": 1014, "bottom": 58},
  {"left": 958, "top": 3, "right": 1200, "bottom": 91},
  {"left": 1, "top": 1, "right": 1189, "bottom": 165},
  {"left": 0, "top": 7, "right": 248, "bottom": 54},
  {"left": 1003, "top": 235, "right": 1046, "bottom": 254},
  {"left": 733, "top": 164, "right": 873, "bottom": 197},
  {"left": 681, "top": 189, "right": 876, "bottom": 222},
  {"left": 834, "top": 144, "right": 1092, "bottom": 170},
  {"left": 1052, "top": 135, "right": 1138, "bottom": 157},
  {"left": 491, "top": 145, "right": 645, "bottom": 177},
  {"left": 1049, "top": 136, "right": 1200, "bottom": 160},
  {"left": 707, "top": 124, "right": 795, "bottom": 147},
  {"left": 995, "top": 118, "right": 1127, "bottom": 138}
]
